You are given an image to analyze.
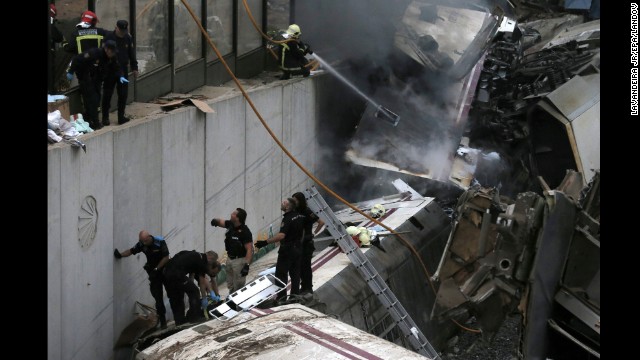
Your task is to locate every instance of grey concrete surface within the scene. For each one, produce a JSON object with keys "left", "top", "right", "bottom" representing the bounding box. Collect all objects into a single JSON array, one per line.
[
  {"left": 60, "top": 133, "right": 115, "bottom": 360},
  {"left": 112, "top": 119, "right": 164, "bottom": 343},
  {"left": 245, "top": 86, "right": 286, "bottom": 234},
  {"left": 161, "top": 109, "right": 206, "bottom": 252},
  {"left": 205, "top": 95, "right": 247, "bottom": 255},
  {"left": 281, "top": 80, "right": 319, "bottom": 195},
  {"left": 48, "top": 75, "right": 322, "bottom": 360},
  {"left": 48, "top": 149, "right": 62, "bottom": 360}
]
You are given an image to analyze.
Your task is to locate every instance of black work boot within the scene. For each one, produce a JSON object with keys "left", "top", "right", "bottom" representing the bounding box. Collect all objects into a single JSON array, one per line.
[
  {"left": 118, "top": 109, "right": 130, "bottom": 125},
  {"left": 279, "top": 72, "right": 291, "bottom": 80},
  {"left": 118, "top": 117, "right": 130, "bottom": 125},
  {"left": 186, "top": 306, "right": 204, "bottom": 323},
  {"left": 118, "top": 112, "right": 130, "bottom": 124},
  {"left": 158, "top": 314, "right": 167, "bottom": 329},
  {"left": 102, "top": 113, "right": 110, "bottom": 127}
]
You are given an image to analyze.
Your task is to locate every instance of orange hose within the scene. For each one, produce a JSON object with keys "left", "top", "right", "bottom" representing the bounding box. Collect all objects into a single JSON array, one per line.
[{"left": 180, "top": 0, "right": 438, "bottom": 297}]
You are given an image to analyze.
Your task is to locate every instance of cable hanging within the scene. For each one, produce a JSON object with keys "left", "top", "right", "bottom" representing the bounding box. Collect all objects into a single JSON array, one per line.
[{"left": 180, "top": 0, "right": 437, "bottom": 295}]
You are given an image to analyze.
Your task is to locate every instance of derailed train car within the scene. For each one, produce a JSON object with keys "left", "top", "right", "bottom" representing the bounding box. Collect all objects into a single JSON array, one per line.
[
  {"left": 346, "top": 0, "right": 517, "bottom": 189},
  {"left": 429, "top": 170, "right": 600, "bottom": 359},
  {"left": 135, "top": 304, "right": 430, "bottom": 359},
  {"left": 131, "top": 180, "right": 452, "bottom": 358},
  {"left": 128, "top": 4, "right": 600, "bottom": 358}
]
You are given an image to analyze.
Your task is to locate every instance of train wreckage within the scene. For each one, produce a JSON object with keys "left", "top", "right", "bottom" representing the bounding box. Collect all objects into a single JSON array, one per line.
[
  {"left": 130, "top": 170, "right": 599, "bottom": 359},
  {"left": 122, "top": 1, "right": 600, "bottom": 359}
]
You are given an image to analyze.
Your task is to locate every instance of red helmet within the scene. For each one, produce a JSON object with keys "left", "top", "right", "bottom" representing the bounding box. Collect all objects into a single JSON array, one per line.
[
  {"left": 49, "top": 4, "right": 57, "bottom": 18},
  {"left": 80, "top": 10, "right": 99, "bottom": 26}
]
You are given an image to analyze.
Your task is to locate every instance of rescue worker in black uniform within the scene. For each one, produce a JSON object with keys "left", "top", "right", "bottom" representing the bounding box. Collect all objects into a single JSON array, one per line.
[
  {"left": 64, "top": 10, "right": 108, "bottom": 55},
  {"left": 113, "top": 230, "right": 170, "bottom": 329},
  {"left": 162, "top": 250, "right": 218, "bottom": 325},
  {"left": 210, "top": 208, "right": 253, "bottom": 295},
  {"left": 48, "top": 3, "right": 67, "bottom": 93},
  {"left": 256, "top": 198, "right": 305, "bottom": 302},
  {"left": 278, "top": 24, "right": 313, "bottom": 80},
  {"left": 291, "top": 192, "right": 324, "bottom": 295},
  {"left": 102, "top": 20, "right": 138, "bottom": 126},
  {"left": 67, "top": 40, "right": 126, "bottom": 130},
  {"left": 64, "top": 10, "right": 109, "bottom": 128}
]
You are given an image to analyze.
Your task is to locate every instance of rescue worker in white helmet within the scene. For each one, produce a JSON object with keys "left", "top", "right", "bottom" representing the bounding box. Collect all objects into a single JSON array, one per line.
[{"left": 277, "top": 24, "right": 313, "bottom": 80}]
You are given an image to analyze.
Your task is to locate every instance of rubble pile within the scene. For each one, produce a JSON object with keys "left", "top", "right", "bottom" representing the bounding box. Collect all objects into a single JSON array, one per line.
[{"left": 465, "top": 19, "right": 599, "bottom": 197}]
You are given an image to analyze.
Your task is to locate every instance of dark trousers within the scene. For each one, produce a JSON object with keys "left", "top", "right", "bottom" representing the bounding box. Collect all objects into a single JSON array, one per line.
[
  {"left": 102, "top": 67, "right": 128, "bottom": 122},
  {"left": 300, "top": 239, "right": 315, "bottom": 293},
  {"left": 164, "top": 268, "right": 201, "bottom": 325},
  {"left": 78, "top": 75, "right": 102, "bottom": 127},
  {"left": 280, "top": 57, "right": 310, "bottom": 79},
  {"left": 280, "top": 66, "right": 310, "bottom": 80},
  {"left": 275, "top": 246, "right": 301, "bottom": 301},
  {"left": 48, "top": 49, "right": 55, "bottom": 94},
  {"left": 147, "top": 269, "right": 166, "bottom": 317}
]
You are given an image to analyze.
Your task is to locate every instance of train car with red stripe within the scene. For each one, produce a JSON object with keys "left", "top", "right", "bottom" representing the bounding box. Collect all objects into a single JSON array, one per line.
[
  {"left": 135, "top": 303, "right": 429, "bottom": 359},
  {"left": 238, "top": 179, "right": 451, "bottom": 350},
  {"left": 132, "top": 179, "right": 451, "bottom": 357}
]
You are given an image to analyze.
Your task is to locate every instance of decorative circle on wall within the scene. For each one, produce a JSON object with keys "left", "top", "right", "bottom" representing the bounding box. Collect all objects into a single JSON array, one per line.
[{"left": 78, "top": 196, "right": 98, "bottom": 249}]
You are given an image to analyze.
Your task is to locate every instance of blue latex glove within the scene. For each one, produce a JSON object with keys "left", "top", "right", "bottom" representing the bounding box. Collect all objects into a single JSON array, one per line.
[
  {"left": 66, "top": 72, "right": 73, "bottom": 81},
  {"left": 201, "top": 297, "right": 208, "bottom": 309},
  {"left": 209, "top": 291, "right": 220, "bottom": 302},
  {"left": 119, "top": 76, "right": 129, "bottom": 84}
]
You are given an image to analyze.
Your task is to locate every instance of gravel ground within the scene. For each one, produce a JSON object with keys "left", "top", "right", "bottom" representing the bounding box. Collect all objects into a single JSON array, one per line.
[{"left": 441, "top": 314, "right": 522, "bottom": 360}]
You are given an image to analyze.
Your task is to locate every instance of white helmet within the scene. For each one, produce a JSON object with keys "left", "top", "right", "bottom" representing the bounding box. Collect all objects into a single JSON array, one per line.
[
  {"left": 346, "top": 226, "right": 361, "bottom": 236},
  {"left": 357, "top": 227, "right": 371, "bottom": 246},
  {"left": 286, "top": 24, "right": 301, "bottom": 38},
  {"left": 370, "top": 204, "right": 386, "bottom": 218}
]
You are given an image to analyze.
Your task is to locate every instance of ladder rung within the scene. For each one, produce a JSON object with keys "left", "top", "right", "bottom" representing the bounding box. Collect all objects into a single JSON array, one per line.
[
  {"left": 303, "top": 187, "right": 439, "bottom": 359},
  {"left": 373, "top": 288, "right": 388, "bottom": 295}
]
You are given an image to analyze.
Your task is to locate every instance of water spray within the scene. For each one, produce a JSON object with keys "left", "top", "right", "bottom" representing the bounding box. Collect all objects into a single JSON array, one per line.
[
  {"left": 312, "top": 54, "right": 401, "bottom": 127},
  {"left": 374, "top": 105, "right": 400, "bottom": 126}
]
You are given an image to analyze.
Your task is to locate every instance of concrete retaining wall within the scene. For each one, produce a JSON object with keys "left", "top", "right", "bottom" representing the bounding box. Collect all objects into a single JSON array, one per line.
[{"left": 48, "top": 78, "right": 321, "bottom": 360}]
